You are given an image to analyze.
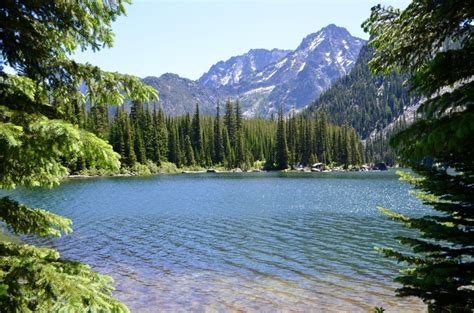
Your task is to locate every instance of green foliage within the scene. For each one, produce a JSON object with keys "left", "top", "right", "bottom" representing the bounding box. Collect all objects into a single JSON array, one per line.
[
  {"left": 0, "top": 0, "right": 157, "bottom": 311},
  {"left": 0, "top": 241, "right": 128, "bottom": 313},
  {"left": 304, "top": 45, "right": 412, "bottom": 140},
  {"left": 102, "top": 100, "right": 364, "bottom": 171},
  {"left": 0, "top": 198, "right": 72, "bottom": 238},
  {"left": 0, "top": 103, "right": 120, "bottom": 189},
  {"left": 0, "top": 198, "right": 129, "bottom": 312},
  {"left": 364, "top": 1, "right": 473, "bottom": 311},
  {"left": 275, "top": 108, "right": 289, "bottom": 170}
]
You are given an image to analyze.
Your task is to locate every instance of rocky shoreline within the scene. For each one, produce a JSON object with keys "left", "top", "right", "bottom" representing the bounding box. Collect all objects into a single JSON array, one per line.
[{"left": 67, "top": 162, "right": 390, "bottom": 179}]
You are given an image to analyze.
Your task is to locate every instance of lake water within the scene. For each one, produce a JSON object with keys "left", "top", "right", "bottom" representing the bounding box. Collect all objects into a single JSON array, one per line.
[{"left": 4, "top": 171, "right": 428, "bottom": 312}]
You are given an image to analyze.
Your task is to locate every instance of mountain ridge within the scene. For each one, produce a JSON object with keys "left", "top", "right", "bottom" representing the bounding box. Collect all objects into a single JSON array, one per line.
[
  {"left": 304, "top": 44, "right": 417, "bottom": 139},
  {"left": 142, "top": 24, "right": 366, "bottom": 117}
]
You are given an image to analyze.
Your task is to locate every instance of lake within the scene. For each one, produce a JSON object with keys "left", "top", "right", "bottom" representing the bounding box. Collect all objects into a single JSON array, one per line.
[{"left": 3, "top": 171, "right": 427, "bottom": 312}]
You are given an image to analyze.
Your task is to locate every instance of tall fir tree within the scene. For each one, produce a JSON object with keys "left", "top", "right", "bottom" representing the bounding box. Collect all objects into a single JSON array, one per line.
[
  {"left": 213, "top": 102, "right": 223, "bottom": 164},
  {"left": 364, "top": 1, "right": 474, "bottom": 310},
  {"left": 275, "top": 108, "right": 290, "bottom": 170},
  {"left": 192, "top": 103, "right": 203, "bottom": 165}
]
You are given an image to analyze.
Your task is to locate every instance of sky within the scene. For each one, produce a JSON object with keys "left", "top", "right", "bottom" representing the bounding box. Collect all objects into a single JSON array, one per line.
[{"left": 73, "top": 0, "right": 410, "bottom": 80}]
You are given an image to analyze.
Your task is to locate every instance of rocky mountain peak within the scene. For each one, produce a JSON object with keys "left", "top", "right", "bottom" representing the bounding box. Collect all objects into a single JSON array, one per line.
[{"left": 142, "top": 24, "right": 366, "bottom": 118}]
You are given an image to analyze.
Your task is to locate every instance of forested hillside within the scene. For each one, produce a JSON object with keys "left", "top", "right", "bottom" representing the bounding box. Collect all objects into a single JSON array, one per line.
[{"left": 304, "top": 44, "right": 414, "bottom": 139}]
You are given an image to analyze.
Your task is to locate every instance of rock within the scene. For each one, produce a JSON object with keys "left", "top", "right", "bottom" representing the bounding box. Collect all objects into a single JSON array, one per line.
[
  {"left": 311, "top": 168, "right": 321, "bottom": 172},
  {"left": 207, "top": 168, "right": 218, "bottom": 173},
  {"left": 375, "top": 162, "right": 388, "bottom": 171},
  {"left": 312, "top": 162, "right": 324, "bottom": 169},
  {"left": 234, "top": 168, "right": 243, "bottom": 173}
]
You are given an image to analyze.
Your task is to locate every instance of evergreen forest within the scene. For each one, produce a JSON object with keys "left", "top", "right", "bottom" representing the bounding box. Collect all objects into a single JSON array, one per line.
[{"left": 67, "top": 100, "right": 365, "bottom": 173}]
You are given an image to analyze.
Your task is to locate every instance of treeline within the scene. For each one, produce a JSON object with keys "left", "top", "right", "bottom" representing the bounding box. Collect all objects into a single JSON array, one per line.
[{"left": 64, "top": 100, "right": 365, "bottom": 172}]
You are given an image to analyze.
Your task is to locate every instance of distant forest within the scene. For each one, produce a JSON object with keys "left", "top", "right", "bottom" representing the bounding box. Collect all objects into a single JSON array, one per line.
[{"left": 62, "top": 100, "right": 378, "bottom": 172}]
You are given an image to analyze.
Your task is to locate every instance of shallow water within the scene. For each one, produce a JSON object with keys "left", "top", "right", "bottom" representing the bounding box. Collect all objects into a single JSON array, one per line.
[{"left": 4, "top": 171, "right": 427, "bottom": 312}]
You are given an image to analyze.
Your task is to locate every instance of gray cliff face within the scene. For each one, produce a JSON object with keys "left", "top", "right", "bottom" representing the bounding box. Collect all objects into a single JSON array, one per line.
[{"left": 198, "top": 48, "right": 291, "bottom": 89}]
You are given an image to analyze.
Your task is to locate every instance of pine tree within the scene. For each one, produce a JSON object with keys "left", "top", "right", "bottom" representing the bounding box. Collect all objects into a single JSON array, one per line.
[
  {"left": 224, "top": 99, "right": 236, "bottom": 146},
  {"left": 213, "top": 102, "right": 223, "bottom": 164},
  {"left": 168, "top": 123, "right": 181, "bottom": 167},
  {"left": 0, "top": 1, "right": 157, "bottom": 311},
  {"left": 156, "top": 106, "right": 168, "bottom": 162},
  {"left": 89, "top": 105, "right": 109, "bottom": 140},
  {"left": 123, "top": 112, "right": 137, "bottom": 167},
  {"left": 192, "top": 103, "right": 203, "bottom": 164},
  {"left": 364, "top": 1, "right": 474, "bottom": 310},
  {"left": 275, "top": 108, "right": 289, "bottom": 170},
  {"left": 144, "top": 105, "right": 155, "bottom": 162},
  {"left": 184, "top": 135, "right": 195, "bottom": 166},
  {"left": 222, "top": 128, "right": 233, "bottom": 168},
  {"left": 234, "top": 100, "right": 245, "bottom": 167}
]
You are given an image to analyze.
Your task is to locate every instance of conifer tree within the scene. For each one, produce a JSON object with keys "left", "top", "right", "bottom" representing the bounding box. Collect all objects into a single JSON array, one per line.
[
  {"left": 275, "top": 108, "right": 289, "bottom": 170},
  {"left": 192, "top": 104, "right": 203, "bottom": 164},
  {"left": 224, "top": 99, "right": 236, "bottom": 146},
  {"left": 89, "top": 105, "right": 109, "bottom": 140},
  {"left": 364, "top": 1, "right": 474, "bottom": 310},
  {"left": 234, "top": 100, "right": 245, "bottom": 167},
  {"left": 168, "top": 123, "right": 181, "bottom": 167},
  {"left": 222, "top": 128, "right": 233, "bottom": 168},
  {"left": 143, "top": 105, "right": 156, "bottom": 162},
  {"left": 213, "top": 102, "right": 223, "bottom": 164},
  {"left": 123, "top": 112, "right": 137, "bottom": 167},
  {"left": 184, "top": 135, "right": 195, "bottom": 166},
  {"left": 156, "top": 106, "right": 168, "bottom": 161},
  {"left": 0, "top": 1, "right": 157, "bottom": 311}
]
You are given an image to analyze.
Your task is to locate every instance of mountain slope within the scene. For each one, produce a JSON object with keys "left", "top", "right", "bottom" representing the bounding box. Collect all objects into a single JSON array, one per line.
[
  {"left": 140, "top": 24, "right": 366, "bottom": 117},
  {"left": 304, "top": 44, "right": 416, "bottom": 138},
  {"left": 142, "top": 74, "right": 222, "bottom": 115},
  {"left": 198, "top": 48, "right": 290, "bottom": 89},
  {"left": 216, "top": 24, "right": 365, "bottom": 116}
]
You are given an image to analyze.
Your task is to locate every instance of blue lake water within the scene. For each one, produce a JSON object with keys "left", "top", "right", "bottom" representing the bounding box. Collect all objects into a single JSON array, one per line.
[{"left": 3, "top": 171, "right": 428, "bottom": 312}]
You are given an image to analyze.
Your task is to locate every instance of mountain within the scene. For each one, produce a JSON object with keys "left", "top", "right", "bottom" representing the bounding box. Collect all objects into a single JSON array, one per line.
[
  {"left": 198, "top": 48, "right": 290, "bottom": 89},
  {"left": 140, "top": 24, "right": 366, "bottom": 117},
  {"left": 203, "top": 24, "right": 366, "bottom": 117},
  {"left": 304, "top": 44, "right": 417, "bottom": 139},
  {"left": 141, "top": 74, "right": 222, "bottom": 116}
]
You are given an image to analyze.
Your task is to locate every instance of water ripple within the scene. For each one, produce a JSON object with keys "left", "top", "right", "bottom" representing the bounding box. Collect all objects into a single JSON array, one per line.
[{"left": 1, "top": 171, "right": 428, "bottom": 312}]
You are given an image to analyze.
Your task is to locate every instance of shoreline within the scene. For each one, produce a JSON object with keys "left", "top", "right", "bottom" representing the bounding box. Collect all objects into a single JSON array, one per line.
[{"left": 66, "top": 165, "right": 391, "bottom": 180}]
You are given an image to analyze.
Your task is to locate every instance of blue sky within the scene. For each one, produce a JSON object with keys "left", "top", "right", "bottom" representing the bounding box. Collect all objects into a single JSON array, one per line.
[{"left": 73, "top": 0, "right": 410, "bottom": 80}]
